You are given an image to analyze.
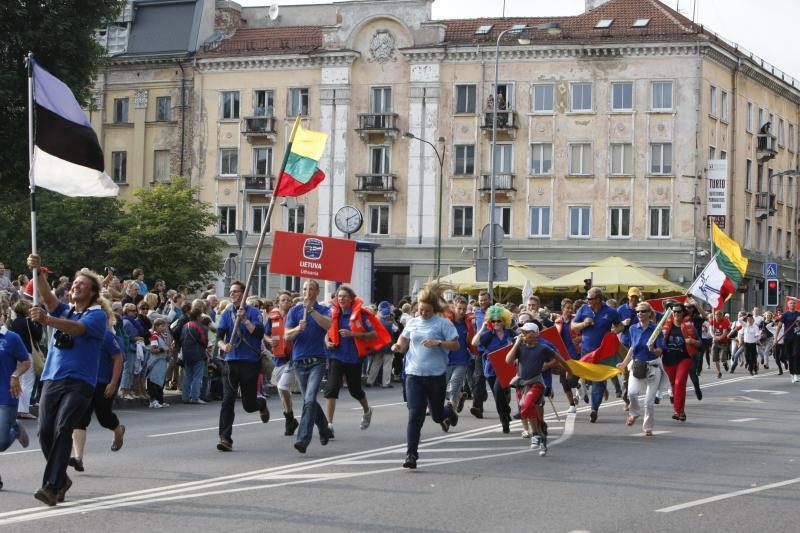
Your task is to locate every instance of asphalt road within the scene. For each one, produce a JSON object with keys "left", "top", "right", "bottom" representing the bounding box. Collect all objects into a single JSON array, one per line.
[{"left": 1, "top": 369, "right": 798, "bottom": 532}]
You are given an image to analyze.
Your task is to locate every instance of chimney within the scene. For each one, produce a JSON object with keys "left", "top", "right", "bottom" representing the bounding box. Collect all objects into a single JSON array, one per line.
[
  {"left": 586, "top": 0, "right": 611, "bottom": 11},
  {"left": 215, "top": 1, "right": 243, "bottom": 34}
]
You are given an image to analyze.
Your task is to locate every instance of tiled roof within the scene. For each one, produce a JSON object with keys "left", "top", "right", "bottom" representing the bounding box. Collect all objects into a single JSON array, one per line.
[
  {"left": 198, "top": 26, "right": 323, "bottom": 58},
  {"left": 439, "top": 0, "right": 700, "bottom": 46}
]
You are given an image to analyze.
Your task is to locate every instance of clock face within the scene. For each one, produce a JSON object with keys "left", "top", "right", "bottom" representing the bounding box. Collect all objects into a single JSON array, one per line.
[{"left": 335, "top": 205, "right": 363, "bottom": 234}]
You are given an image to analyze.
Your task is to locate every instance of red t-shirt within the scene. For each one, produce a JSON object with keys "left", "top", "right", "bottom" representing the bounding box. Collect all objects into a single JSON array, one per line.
[{"left": 712, "top": 317, "right": 731, "bottom": 344}]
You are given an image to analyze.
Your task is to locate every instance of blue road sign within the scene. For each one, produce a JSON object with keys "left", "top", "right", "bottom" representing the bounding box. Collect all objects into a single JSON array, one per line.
[{"left": 764, "top": 262, "right": 778, "bottom": 278}]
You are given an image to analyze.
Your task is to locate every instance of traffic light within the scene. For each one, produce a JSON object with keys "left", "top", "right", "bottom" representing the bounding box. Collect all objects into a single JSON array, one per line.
[
  {"left": 583, "top": 278, "right": 592, "bottom": 292},
  {"left": 766, "top": 279, "right": 779, "bottom": 307}
]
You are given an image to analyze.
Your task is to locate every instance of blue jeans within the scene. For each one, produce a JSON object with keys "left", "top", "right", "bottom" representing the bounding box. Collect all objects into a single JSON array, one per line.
[
  {"left": 121, "top": 347, "right": 137, "bottom": 390},
  {"left": 294, "top": 357, "right": 329, "bottom": 446},
  {"left": 405, "top": 374, "right": 453, "bottom": 457},
  {"left": 591, "top": 379, "right": 607, "bottom": 412},
  {"left": 0, "top": 405, "right": 22, "bottom": 451},
  {"left": 182, "top": 360, "right": 204, "bottom": 402}
]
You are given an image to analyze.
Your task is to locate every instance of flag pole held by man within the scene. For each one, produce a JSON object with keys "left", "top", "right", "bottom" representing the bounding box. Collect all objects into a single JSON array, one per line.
[{"left": 689, "top": 223, "right": 749, "bottom": 311}]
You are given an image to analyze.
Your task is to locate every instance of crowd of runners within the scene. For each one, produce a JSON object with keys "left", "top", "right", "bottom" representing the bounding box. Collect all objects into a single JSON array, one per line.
[{"left": 1, "top": 255, "right": 798, "bottom": 503}]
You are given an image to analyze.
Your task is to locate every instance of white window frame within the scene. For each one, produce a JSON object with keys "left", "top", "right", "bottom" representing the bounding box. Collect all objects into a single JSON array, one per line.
[
  {"left": 530, "top": 143, "right": 553, "bottom": 175},
  {"left": 219, "top": 148, "right": 238, "bottom": 177},
  {"left": 789, "top": 124, "right": 795, "bottom": 152},
  {"left": 253, "top": 89, "right": 275, "bottom": 117},
  {"left": 253, "top": 146, "right": 273, "bottom": 176},
  {"left": 452, "top": 206, "right": 473, "bottom": 237},
  {"left": 651, "top": 81, "right": 673, "bottom": 111},
  {"left": 529, "top": 206, "right": 551, "bottom": 238},
  {"left": 454, "top": 84, "right": 477, "bottom": 114},
  {"left": 568, "top": 143, "right": 593, "bottom": 176},
  {"left": 217, "top": 206, "right": 236, "bottom": 235},
  {"left": 746, "top": 102, "right": 753, "bottom": 132},
  {"left": 368, "top": 145, "right": 391, "bottom": 175},
  {"left": 155, "top": 96, "right": 171, "bottom": 121},
  {"left": 788, "top": 177, "right": 794, "bottom": 207},
  {"left": 490, "top": 82, "right": 514, "bottom": 110},
  {"left": 492, "top": 205, "right": 512, "bottom": 237},
  {"left": 609, "top": 206, "right": 631, "bottom": 238},
  {"left": 454, "top": 144, "right": 475, "bottom": 175},
  {"left": 721, "top": 90, "right": 729, "bottom": 122},
  {"left": 650, "top": 143, "right": 672, "bottom": 175},
  {"left": 610, "top": 81, "right": 633, "bottom": 112},
  {"left": 286, "top": 204, "right": 305, "bottom": 233},
  {"left": 251, "top": 263, "right": 270, "bottom": 297},
  {"left": 648, "top": 207, "right": 671, "bottom": 239},
  {"left": 371, "top": 86, "right": 392, "bottom": 113},
  {"left": 568, "top": 206, "right": 591, "bottom": 239},
  {"left": 570, "top": 82, "right": 593, "bottom": 112},
  {"left": 112, "top": 151, "right": 127, "bottom": 183},
  {"left": 743, "top": 218, "right": 751, "bottom": 249},
  {"left": 779, "top": 118, "right": 786, "bottom": 147},
  {"left": 610, "top": 143, "right": 633, "bottom": 176},
  {"left": 745, "top": 159, "right": 753, "bottom": 192},
  {"left": 709, "top": 85, "right": 718, "bottom": 117},
  {"left": 113, "top": 97, "right": 128, "bottom": 123},
  {"left": 367, "top": 204, "right": 390, "bottom": 235},
  {"left": 756, "top": 220, "right": 763, "bottom": 251},
  {"left": 492, "top": 143, "right": 513, "bottom": 174},
  {"left": 288, "top": 88, "right": 309, "bottom": 117},
  {"left": 251, "top": 205, "right": 271, "bottom": 235},
  {"left": 220, "top": 91, "right": 240, "bottom": 120},
  {"left": 153, "top": 149, "right": 170, "bottom": 182},
  {"left": 532, "top": 84, "right": 554, "bottom": 113}
]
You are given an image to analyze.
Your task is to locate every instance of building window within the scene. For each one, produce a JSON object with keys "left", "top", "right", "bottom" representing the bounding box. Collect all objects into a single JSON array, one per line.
[
  {"left": 709, "top": 85, "right": 718, "bottom": 117},
  {"left": 651, "top": 81, "right": 673, "bottom": 111},
  {"left": 454, "top": 145, "right": 475, "bottom": 175},
  {"left": 609, "top": 207, "right": 631, "bottom": 238},
  {"left": 492, "top": 206, "right": 512, "bottom": 236},
  {"left": 219, "top": 148, "right": 238, "bottom": 176},
  {"left": 284, "top": 276, "right": 301, "bottom": 293},
  {"left": 790, "top": 124, "right": 795, "bottom": 151},
  {"left": 779, "top": 118, "right": 786, "bottom": 146},
  {"left": 709, "top": 146, "right": 716, "bottom": 160},
  {"left": 155, "top": 96, "right": 171, "bottom": 121},
  {"left": 368, "top": 204, "right": 390, "bottom": 235},
  {"left": 254, "top": 147, "right": 272, "bottom": 176},
  {"left": 530, "top": 143, "right": 553, "bottom": 175},
  {"left": 250, "top": 263, "right": 270, "bottom": 297},
  {"left": 153, "top": 149, "right": 170, "bottom": 182},
  {"left": 611, "top": 82, "right": 633, "bottom": 111},
  {"left": 490, "top": 83, "right": 513, "bottom": 110},
  {"left": 286, "top": 205, "right": 305, "bottom": 233},
  {"left": 720, "top": 150, "right": 727, "bottom": 160},
  {"left": 721, "top": 90, "right": 728, "bottom": 121},
  {"left": 650, "top": 143, "right": 672, "bottom": 174},
  {"left": 745, "top": 159, "right": 753, "bottom": 191},
  {"left": 529, "top": 207, "right": 550, "bottom": 237},
  {"left": 788, "top": 231, "right": 793, "bottom": 259},
  {"left": 757, "top": 164, "right": 764, "bottom": 192},
  {"left": 568, "top": 143, "right": 593, "bottom": 175},
  {"left": 532, "top": 84, "right": 554, "bottom": 113},
  {"left": 372, "top": 86, "right": 392, "bottom": 113},
  {"left": 113, "top": 98, "right": 128, "bottom": 123},
  {"left": 746, "top": 102, "right": 753, "bottom": 132},
  {"left": 570, "top": 83, "right": 592, "bottom": 112},
  {"left": 452, "top": 206, "right": 473, "bottom": 237},
  {"left": 767, "top": 225, "right": 772, "bottom": 255},
  {"left": 455, "top": 84, "right": 476, "bottom": 114},
  {"left": 492, "top": 144, "right": 513, "bottom": 173},
  {"left": 649, "top": 207, "right": 670, "bottom": 238},
  {"left": 743, "top": 219, "right": 751, "bottom": 249},
  {"left": 254, "top": 90, "right": 274, "bottom": 116},
  {"left": 610, "top": 143, "right": 633, "bottom": 175},
  {"left": 778, "top": 175, "right": 784, "bottom": 203},
  {"left": 288, "top": 88, "right": 309, "bottom": 117},
  {"left": 369, "top": 145, "right": 390, "bottom": 174},
  {"left": 251, "top": 205, "right": 271, "bottom": 234},
  {"left": 756, "top": 220, "right": 763, "bottom": 251},
  {"left": 788, "top": 177, "right": 793, "bottom": 206},
  {"left": 221, "top": 91, "right": 240, "bottom": 119},
  {"left": 112, "top": 151, "right": 127, "bottom": 183},
  {"left": 758, "top": 107, "right": 765, "bottom": 129},
  {"left": 777, "top": 229, "right": 783, "bottom": 257},
  {"left": 218, "top": 206, "right": 236, "bottom": 235},
  {"left": 569, "top": 206, "right": 591, "bottom": 238}
]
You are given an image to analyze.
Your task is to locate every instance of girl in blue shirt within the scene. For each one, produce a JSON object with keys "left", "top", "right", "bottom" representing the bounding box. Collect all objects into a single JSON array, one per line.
[{"left": 471, "top": 305, "right": 516, "bottom": 434}]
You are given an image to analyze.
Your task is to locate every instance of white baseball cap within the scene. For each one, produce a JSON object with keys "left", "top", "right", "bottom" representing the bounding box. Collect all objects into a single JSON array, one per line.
[{"left": 521, "top": 322, "right": 539, "bottom": 333}]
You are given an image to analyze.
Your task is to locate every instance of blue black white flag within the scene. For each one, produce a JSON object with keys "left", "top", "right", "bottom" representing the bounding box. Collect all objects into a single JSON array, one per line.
[{"left": 31, "top": 60, "right": 118, "bottom": 197}]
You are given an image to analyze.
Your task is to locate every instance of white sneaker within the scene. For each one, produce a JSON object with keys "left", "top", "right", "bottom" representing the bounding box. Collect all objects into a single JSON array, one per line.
[
  {"left": 567, "top": 405, "right": 577, "bottom": 414},
  {"left": 530, "top": 435, "right": 541, "bottom": 450},
  {"left": 152, "top": 401, "right": 164, "bottom": 409},
  {"left": 149, "top": 401, "right": 156, "bottom": 409},
  {"left": 360, "top": 407, "right": 373, "bottom": 430},
  {"left": 793, "top": 375, "right": 799, "bottom": 383},
  {"left": 521, "top": 430, "right": 531, "bottom": 439},
  {"left": 161, "top": 402, "right": 170, "bottom": 408}
]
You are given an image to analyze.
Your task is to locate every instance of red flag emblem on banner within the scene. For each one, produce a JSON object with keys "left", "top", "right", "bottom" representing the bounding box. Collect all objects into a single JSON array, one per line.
[{"left": 270, "top": 231, "right": 356, "bottom": 282}]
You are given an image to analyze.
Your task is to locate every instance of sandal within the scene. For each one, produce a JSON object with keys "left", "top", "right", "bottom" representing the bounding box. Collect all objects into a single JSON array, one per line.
[
  {"left": 111, "top": 425, "right": 125, "bottom": 452},
  {"left": 626, "top": 415, "right": 638, "bottom": 427}
]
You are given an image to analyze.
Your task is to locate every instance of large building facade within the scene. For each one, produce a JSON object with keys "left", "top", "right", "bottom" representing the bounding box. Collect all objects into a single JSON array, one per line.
[{"left": 94, "top": 0, "right": 800, "bottom": 306}]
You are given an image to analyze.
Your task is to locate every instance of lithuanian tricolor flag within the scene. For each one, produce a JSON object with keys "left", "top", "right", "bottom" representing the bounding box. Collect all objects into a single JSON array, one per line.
[
  {"left": 688, "top": 223, "right": 748, "bottom": 311},
  {"left": 274, "top": 118, "right": 328, "bottom": 197}
]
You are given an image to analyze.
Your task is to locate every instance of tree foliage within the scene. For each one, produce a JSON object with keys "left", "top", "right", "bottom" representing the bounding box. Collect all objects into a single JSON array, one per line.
[{"left": 105, "top": 178, "right": 225, "bottom": 289}]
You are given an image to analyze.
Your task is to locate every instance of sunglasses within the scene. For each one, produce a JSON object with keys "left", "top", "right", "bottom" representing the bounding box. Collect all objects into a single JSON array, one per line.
[
  {"left": 491, "top": 320, "right": 504, "bottom": 324},
  {"left": 636, "top": 310, "right": 649, "bottom": 314}
]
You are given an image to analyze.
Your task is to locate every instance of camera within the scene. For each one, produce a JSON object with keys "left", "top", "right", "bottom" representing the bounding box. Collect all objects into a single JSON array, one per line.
[{"left": 53, "top": 330, "right": 74, "bottom": 349}]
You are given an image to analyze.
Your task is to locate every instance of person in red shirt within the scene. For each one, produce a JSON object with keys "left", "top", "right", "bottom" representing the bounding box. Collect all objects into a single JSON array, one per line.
[{"left": 711, "top": 310, "right": 731, "bottom": 379}]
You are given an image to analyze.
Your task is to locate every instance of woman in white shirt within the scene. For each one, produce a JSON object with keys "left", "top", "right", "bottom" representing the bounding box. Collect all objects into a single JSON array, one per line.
[{"left": 741, "top": 314, "right": 760, "bottom": 375}]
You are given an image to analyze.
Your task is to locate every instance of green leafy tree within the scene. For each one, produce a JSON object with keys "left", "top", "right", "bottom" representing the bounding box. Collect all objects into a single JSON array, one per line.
[{"left": 106, "top": 177, "right": 225, "bottom": 289}]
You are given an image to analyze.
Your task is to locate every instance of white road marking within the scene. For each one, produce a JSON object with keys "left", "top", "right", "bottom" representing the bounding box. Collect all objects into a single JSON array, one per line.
[
  {"left": 0, "top": 449, "right": 41, "bottom": 456},
  {"left": 656, "top": 477, "right": 800, "bottom": 513},
  {"left": 740, "top": 389, "right": 788, "bottom": 395},
  {"left": 148, "top": 419, "right": 279, "bottom": 438},
  {"left": 350, "top": 401, "right": 406, "bottom": 410},
  {"left": 730, "top": 417, "right": 759, "bottom": 423},
  {"left": 631, "top": 430, "right": 671, "bottom": 437}
]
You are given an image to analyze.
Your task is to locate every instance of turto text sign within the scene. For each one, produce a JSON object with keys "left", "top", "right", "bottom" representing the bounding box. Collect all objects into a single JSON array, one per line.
[{"left": 707, "top": 159, "right": 728, "bottom": 216}]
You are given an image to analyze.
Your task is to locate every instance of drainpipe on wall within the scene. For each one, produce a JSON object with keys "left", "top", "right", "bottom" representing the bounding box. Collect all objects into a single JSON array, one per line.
[{"left": 176, "top": 59, "right": 186, "bottom": 177}]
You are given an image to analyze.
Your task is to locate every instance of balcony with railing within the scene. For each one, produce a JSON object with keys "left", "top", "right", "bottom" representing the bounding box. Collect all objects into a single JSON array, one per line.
[
  {"left": 754, "top": 191, "right": 775, "bottom": 219},
  {"left": 242, "top": 116, "right": 278, "bottom": 142},
  {"left": 355, "top": 113, "right": 399, "bottom": 141},
  {"left": 242, "top": 174, "right": 274, "bottom": 194},
  {"left": 756, "top": 133, "right": 777, "bottom": 161},
  {"left": 480, "top": 109, "right": 519, "bottom": 138},
  {"left": 479, "top": 173, "right": 516, "bottom": 197},
  {"left": 354, "top": 173, "right": 397, "bottom": 201}
]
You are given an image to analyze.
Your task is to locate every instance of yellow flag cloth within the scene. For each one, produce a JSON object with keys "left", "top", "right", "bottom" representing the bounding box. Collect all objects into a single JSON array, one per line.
[{"left": 566, "top": 360, "right": 622, "bottom": 382}]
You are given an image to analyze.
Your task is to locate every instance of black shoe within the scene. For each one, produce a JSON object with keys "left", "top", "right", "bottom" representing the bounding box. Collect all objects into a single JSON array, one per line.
[
  {"left": 259, "top": 404, "right": 270, "bottom": 423},
  {"left": 590, "top": 410, "right": 598, "bottom": 423},
  {"left": 669, "top": 395, "right": 674, "bottom": 405},
  {"left": 672, "top": 413, "right": 681, "bottom": 420},
  {"left": 501, "top": 415, "right": 510, "bottom": 434},
  {"left": 654, "top": 396, "right": 661, "bottom": 405},
  {"left": 440, "top": 419, "right": 450, "bottom": 432},
  {"left": 403, "top": 454, "right": 417, "bottom": 469},
  {"left": 284, "top": 415, "right": 299, "bottom": 436},
  {"left": 695, "top": 388, "right": 703, "bottom": 401},
  {"left": 216, "top": 438, "right": 233, "bottom": 452},
  {"left": 294, "top": 441, "right": 308, "bottom": 454},
  {"left": 34, "top": 487, "right": 58, "bottom": 507},
  {"left": 457, "top": 395, "right": 466, "bottom": 413},
  {"left": 68, "top": 457, "right": 84, "bottom": 472},
  {"left": 470, "top": 406, "right": 483, "bottom": 419},
  {"left": 320, "top": 427, "right": 333, "bottom": 446},
  {"left": 449, "top": 410, "right": 459, "bottom": 427},
  {"left": 717, "top": 372, "right": 722, "bottom": 379},
  {"left": 615, "top": 391, "right": 622, "bottom": 398},
  {"left": 56, "top": 475, "right": 72, "bottom": 503},
  {"left": 512, "top": 413, "right": 521, "bottom": 420},
  {"left": 723, "top": 362, "right": 729, "bottom": 371}
]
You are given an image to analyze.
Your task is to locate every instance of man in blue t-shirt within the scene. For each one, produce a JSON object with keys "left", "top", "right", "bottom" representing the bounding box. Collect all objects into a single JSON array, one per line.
[
  {"left": 215, "top": 280, "right": 269, "bottom": 452},
  {"left": 469, "top": 290, "right": 491, "bottom": 419},
  {"left": 27, "top": 254, "right": 108, "bottom": 507},
  {"left": 779, "top": 298, "right": 800, "bottom": 382},
  {"left": 572, "top": 287, "right": 622, "bottom": 423},
  {"left": 285, "top": 279, "right": 333, "bottom": 454},
  {"left": 446, "top": 297, "right": 472, "bottom": 416},
  {"left": 1, "top": 305, "right": 33, "bottom": 491}
]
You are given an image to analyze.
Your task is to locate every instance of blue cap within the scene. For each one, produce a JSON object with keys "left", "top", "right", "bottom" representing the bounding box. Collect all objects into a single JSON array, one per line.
[{"left": 378, "top": 301, "right": 392, "bottom": 316}]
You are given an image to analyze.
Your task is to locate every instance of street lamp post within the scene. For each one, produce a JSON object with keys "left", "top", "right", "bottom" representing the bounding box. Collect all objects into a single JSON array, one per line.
[
  {"left": 488, "top": 23, "right": 559, "bottom": 301},
  {"left": 403, "top": 132, "right": 445, "bottom": 279},
  {"left": 764, "top": 168, "right": 800, "bottom": 305}
]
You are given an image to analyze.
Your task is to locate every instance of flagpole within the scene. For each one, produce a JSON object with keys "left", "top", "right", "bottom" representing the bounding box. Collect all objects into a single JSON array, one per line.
[
  {"left": 229, "top": 116, "right": 303, "bottom": 343},
  {"left": 26, "top": 52, "right": 40, "bottom": 306}
]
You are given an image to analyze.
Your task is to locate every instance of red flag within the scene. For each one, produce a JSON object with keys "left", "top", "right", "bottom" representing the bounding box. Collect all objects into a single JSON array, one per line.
[
  {"left": 487, "top": 345, "right": 517, "bottom": 389},
  {"left": 539, "top": 326, "right": 571, "bottom": 360},
  {"left": 785, "top": 295, "right": 800, "bottom": 311},
  {"left": 645, "top": 294, "right": 687, "bottom": 313},
  {"left": 579, "top": 332, "right": 620, "bottom": 364}
]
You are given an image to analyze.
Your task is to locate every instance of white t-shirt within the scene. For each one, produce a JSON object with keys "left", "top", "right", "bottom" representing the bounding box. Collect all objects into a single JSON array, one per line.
[{"left": 742, "top": 324, "right": 760, "bottom": 344}]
